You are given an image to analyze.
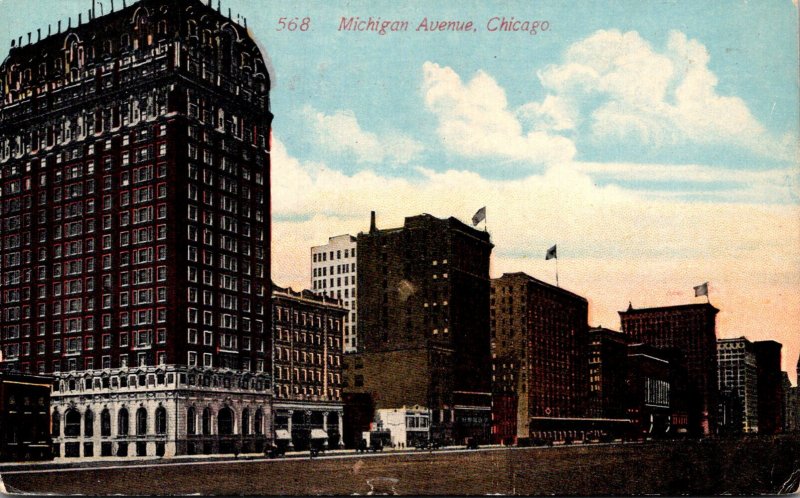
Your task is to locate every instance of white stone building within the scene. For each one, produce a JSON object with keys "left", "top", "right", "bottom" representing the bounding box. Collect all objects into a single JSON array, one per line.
[
  {"left": 375, "top": 406, "right": 430, "bottom": 448},
  {"left": 50, "top": 366, "right": 272, "bottom": 459},
  {"left": 311, "top": 235, "right": 358, "bottom": 353}
]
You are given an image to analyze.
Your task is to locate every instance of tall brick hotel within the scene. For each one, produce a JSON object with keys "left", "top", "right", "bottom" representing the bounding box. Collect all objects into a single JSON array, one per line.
[
  {"left": 0, "top": 0, "right": 273, "bottom": 457},
  {"left": 345, "top": 212, "right": 494, "bottom": 443}
]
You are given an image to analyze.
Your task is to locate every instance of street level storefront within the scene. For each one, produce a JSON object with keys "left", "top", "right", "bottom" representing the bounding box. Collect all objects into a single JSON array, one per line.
[
  {"left": 528, "top": 417, "right": 632, "bottom": 443},
  {"left": 273, "top": 400, "right": 343, "bottom": 451}
]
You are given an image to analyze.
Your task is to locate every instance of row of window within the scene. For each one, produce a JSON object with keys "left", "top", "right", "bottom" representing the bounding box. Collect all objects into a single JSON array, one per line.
[
  {"left": 312, "top": 248, "right": 356, "bottom": 263},
  {"left": 19, "top": 351, "right": 168, "bottom": 374},
  {"left": 52, "top": 406, "right": 167, "bottom": 439},
  {"left": 312, "top": 264, "right": 356, "bottom": 278}
]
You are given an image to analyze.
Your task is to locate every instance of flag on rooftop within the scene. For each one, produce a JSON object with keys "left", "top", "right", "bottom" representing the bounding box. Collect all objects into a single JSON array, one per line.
[
  {"left": 694, "top": 282, "right": 709, "bottom": 297},
  {"left": 471, "top": 206, "right": 486, "bottom": 226},
  {"left": 546, "top": 245, "right": 557, "bottom": 260}
]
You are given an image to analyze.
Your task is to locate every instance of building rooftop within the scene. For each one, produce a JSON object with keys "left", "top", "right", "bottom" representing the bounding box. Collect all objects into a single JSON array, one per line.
[
  {"left": 272, "top": 283, "right": 347, "bottom": 311},
  {"left": 619, "top": 302, "right": 719, "bottom": 315},
  {"left": 495, "top": 272, "right": 588, "bottom": 304},
  {"left": 360, "top": 211, "right": 492, "bottom": 244}
]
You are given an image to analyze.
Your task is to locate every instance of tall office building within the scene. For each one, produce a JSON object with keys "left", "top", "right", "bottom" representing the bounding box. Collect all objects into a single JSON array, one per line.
[
  {"left": 753, "top": 340, "right": 783, "bottom": 434},
  {"left": 346, "top": 211, "right": 494, "bottom": 444},
  {"left": 0, "top": 0, "right": 273, "bottom": 458},
  {"left": 716, "top": 337, "right": 759, "bottom": 434},
  {"left": 619, "top": 303, "right": 719, "bottom": 436},
  {"left": 490, "top": 272, "right": 589, "bottom": 443},
  {"left": 311, "top": 235, "right": 358, "bottom": 353}
]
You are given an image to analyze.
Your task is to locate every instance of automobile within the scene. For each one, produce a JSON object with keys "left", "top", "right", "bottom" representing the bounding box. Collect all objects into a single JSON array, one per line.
[
  {"left": 265, "top": 443, "right": 286, "bottom": 459},
  {"left": 416, "top": 440, "right": 442, "bottom": 450}
]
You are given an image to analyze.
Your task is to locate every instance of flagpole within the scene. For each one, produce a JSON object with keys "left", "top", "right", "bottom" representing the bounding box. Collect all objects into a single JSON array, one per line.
[{"left": 555, "top": 257, "right": 559, "bottom": 288}]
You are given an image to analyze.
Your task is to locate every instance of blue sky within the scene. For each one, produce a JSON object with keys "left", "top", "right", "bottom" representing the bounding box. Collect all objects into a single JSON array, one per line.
[{"left": 1, "top": 0, "right": 799, "bottom": 380}]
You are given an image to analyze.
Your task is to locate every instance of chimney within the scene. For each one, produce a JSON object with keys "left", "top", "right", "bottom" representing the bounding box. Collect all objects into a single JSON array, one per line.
[{"left": 369, "top": 211, "right": 377, "bottom": 234}]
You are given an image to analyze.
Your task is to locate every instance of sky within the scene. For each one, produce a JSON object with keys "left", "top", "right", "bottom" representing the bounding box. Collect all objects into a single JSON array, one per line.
[{"left": 1, "top": 0, "right": 798, "bottom": 383}]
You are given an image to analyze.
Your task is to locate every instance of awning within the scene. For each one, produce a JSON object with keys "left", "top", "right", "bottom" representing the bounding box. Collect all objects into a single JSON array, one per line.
[
  {"left": 310, "top": 429, "right": 328, "bottom": 440},
  {"left": 275, "top": 429, "right": 291, "bottom": 440}
]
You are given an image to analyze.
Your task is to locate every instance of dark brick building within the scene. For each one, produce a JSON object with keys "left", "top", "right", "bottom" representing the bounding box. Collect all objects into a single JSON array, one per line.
[
  {"left": 0, "top": 370, "right": 53, "bottom": 461},
  {"left": 490, "top": 272, "right": 589, "bottom": 443},
  {"left": 348, "top": 212, "right": 493, "bottom": 444},
  {"left": 0, "top": 0, "right": 273, "bottom": 458},
  {"left": 587, "top": 327, "right": 629, "bottom": 420},
  {"left": 271, "top": 285, "right": 346, "bottom": 449},
  {"left": 753, "top": 340, "right": 783, "bottom": 434},
  {"left": 626, "top": 343, "right": 689, "bottom": 438},
  {"left": 619, "top": 303, "right": 719, "bottom": 436}
]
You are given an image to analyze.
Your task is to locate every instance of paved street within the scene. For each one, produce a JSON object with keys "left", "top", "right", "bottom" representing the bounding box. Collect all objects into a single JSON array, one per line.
[{"left": 2, "top": 435, "right": 798, "bottom": 495}]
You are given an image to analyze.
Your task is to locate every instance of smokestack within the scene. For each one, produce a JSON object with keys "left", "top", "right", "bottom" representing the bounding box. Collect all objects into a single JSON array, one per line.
[{"left": 369, "top": 211, "right": 377, "bottom": 234}]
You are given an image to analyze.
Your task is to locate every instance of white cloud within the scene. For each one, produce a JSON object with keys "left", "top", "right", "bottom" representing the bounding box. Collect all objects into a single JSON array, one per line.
[
  {"left": 533, "top": 29, "right": 793, "bottom": 160},
  {"left": 271, "top": 139, "right": 800, "bottom": 380},
  {"left": 305, "top": 106, "right": 423, "bottom": 164},
  {"left": 421, "top": 62, "right": 577, "bottom": 165}
]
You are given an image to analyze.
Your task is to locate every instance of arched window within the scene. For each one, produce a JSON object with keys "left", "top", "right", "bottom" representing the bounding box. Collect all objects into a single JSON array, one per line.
[
  {"left": 65, "top": 408, "right": 81, "bottom": 437},
  {"left": 202, "top": 407, "right": 211, "bottom": 436},
  {"left": 155, "top": 407, "right": 167, "bottom": 435},
  {"left": 52, "top": 411, "right": 61, "bottom": 437},
  {"left": 84, "top": 409, "right": 94, "bottom": 437},
  {"left": 101, "top": 409, "right": 111, "bottom": 437},
  {"left": 136, "top": 407, "right": 148, "bottom": 435},
  {"left": 241, "top": 409, "right": 250, "bottom": 436},
  {"left": 254, "top": 408, "right": 263, "bottom": 435},
  {"left": 187, "top": 407, "right": 196, "bottom": 435},
  {"left": 218, "top": 406, "right": 233, "bottom": 436},
  {"left": 118, "top": 408, "right": 129, "bottom": 436}
]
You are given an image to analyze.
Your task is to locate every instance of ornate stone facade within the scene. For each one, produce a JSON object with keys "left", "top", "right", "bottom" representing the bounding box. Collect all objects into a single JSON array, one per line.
[{"left": 50, "top": 365, "right": 271, "bottom": 459}]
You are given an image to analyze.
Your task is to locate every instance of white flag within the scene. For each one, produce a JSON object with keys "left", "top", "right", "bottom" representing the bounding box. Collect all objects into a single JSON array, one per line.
[{"left": 694, "top": 282, "right": 708, "bottom": 297}]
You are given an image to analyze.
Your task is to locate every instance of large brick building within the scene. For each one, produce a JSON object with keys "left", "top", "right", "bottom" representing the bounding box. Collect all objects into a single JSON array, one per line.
[
  {"left": 271, "top": 285, "right": 346, "bottom": 450},
  {"left": 619, "top": 303, "right": 719, "bottom": 436},
  {"left": 347, "top": 212, "right": 493, "bottom": 444},
  {"left": 586, "top": 327, "right": 629, "bottom": 420},
  {"left": 490, "top": 272, "right": 589, "bottom": 443},
  {"left": 0, "top": 0, "right": 273, "bottom": 457}
]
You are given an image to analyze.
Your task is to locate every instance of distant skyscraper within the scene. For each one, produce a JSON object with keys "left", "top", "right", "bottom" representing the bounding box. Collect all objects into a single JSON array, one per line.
[
  {"left": 311, "top": 235, "right": 358, "bottom": 353},
  {"left": 0, "top": 0, "right": 274, "bottom": 458},
  {"left": 717, "top": 337, "right": 759, "bottom": 433},
  {"left": 753, "top": 340, "right": 783, "bottom": 434},
  {"left": 346, "top": 211, "right": 494, "bottom": 444},
  {"left": 619, "top": 303, "right": 719, "bottom": 436}
]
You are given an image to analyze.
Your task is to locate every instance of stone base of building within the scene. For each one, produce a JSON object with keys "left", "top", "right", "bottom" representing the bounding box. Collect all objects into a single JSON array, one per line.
[
  {"left": 50, "top": 365, "right": 273, "bottom": 460},
  {"left": 273, "top": 399, "right": 344, "bottom": 451}
]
